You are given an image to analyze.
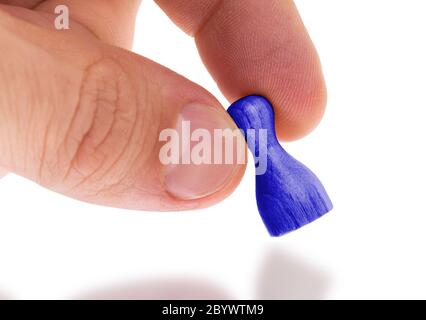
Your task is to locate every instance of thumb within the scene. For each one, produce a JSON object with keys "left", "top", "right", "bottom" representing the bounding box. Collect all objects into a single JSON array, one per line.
[{"left": 0, "top": 11, "right": 245, "bottom": 211}]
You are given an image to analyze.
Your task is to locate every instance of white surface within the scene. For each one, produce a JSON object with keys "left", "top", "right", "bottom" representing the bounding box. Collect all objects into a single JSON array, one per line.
[{"left": 1, "top": 0, "right": 426, "bottom": 299}]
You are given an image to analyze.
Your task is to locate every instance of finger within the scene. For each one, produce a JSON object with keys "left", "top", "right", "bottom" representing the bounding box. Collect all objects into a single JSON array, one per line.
[
  {"left": 155, "top": 0, "right": 327, "bottom": 141},
  {"left": 1, "top": 0, "right": 141, "bottom": 48},
  {"left": 0, "top": 10, "right": 245, "bottom": 211}
]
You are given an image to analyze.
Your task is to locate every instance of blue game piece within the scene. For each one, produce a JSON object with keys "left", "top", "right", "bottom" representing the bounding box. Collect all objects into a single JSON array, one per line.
[{"left": 227, "top": 95, "right": 332, "bottom": 236}]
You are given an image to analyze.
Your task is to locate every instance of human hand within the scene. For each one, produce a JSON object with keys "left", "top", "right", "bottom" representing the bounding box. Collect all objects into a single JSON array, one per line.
[{"left": 0, "top": 0, "right": 326, "bottom": 211}]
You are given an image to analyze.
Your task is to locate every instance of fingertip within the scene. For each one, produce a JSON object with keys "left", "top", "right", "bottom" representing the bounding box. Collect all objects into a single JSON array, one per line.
[
  {"left": 216, "top": 48, "right": 328, "bottom": 142},
  {"left": 273, "top": 66, "right": 328, "bottom": 141}
]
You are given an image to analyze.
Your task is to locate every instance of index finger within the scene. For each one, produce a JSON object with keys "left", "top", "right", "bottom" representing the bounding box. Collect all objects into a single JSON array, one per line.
[{"left": 156, "top": 0, "right": 326, "bottom": 141}]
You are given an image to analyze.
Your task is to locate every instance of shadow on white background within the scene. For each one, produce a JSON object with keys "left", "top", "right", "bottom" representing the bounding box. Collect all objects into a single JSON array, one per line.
[
  {"left": 0, "top": 292, "right": 12, "bottom": 300},
  {"left": 77, "top": 279, "right": 232, "bottom": 300},
  {"left": 75, "top": 247, "right": 331, "bottom": 300},
  {"left": 256, "top": 247, "right": 330, "bottom": 300}
]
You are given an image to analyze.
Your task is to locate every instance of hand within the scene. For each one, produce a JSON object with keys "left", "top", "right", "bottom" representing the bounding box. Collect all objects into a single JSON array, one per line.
[{"left": 0, "top": 0, "right": 326, "bottom": 211}]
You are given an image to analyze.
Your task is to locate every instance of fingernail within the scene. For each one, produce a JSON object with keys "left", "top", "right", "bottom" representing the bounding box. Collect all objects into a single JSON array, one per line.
[{"left": 164, "top": 103, "right": 242, "bottom": 200}]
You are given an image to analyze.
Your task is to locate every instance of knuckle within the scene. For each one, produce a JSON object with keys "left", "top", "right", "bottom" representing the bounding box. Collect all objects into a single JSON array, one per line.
[{"left": 58, "top": 57, "right": 142, "bottom": 192}]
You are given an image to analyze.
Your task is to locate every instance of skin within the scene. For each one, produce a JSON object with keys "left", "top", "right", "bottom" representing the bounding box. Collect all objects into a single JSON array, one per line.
[{"left": 0, "top": 0, "right": 326, "bottom": 211}]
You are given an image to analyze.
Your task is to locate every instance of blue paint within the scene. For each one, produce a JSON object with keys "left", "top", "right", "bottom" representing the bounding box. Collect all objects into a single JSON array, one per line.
[{"left": 227, "top": 95, "right": 332, "bottom": 236}]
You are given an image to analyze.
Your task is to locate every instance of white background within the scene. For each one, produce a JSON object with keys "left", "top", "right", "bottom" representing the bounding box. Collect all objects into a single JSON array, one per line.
[{"left": 1, "top": 0, "right": 426, "bottom": 299}]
